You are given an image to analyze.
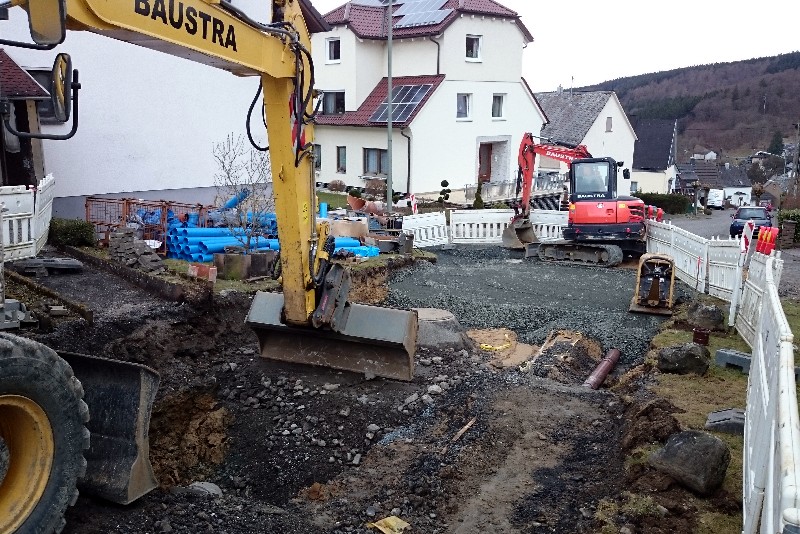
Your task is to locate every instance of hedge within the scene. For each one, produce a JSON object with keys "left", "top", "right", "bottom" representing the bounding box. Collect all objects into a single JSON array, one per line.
[
  {"left": 48, "top": 218, "right": 97, "bottom": 247},
  {"left": 635, "top": 193, "right": 691, "bottom": 215},
  {"left": 777, "top": 209, "right": 800, "bottom": 243}
]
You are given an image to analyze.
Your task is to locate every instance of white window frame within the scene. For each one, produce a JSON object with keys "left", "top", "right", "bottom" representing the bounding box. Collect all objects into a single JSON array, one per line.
[
  {"left": 313, "top": 144, "right": 321, "bottom": 171},
  {"left": 336, "top": 146, "right": 347, "bottom": 174},
  {"left": 606, "top": 116, "right": 613, "bottom": 132},
  {"left": 491, "top": 93, "right": 505, "bottom": 120},
  {"left": 456, "top": 93, "right": 472, "bottom": 121},
  {"left": 466, "top": 35, "right": 482, "bottom": 62},
  {"left": 322, "top": 91, "right": 345, "bottom": 114},
  {"left": 326, "top": 37, "right": 341, "bottom": 63}
]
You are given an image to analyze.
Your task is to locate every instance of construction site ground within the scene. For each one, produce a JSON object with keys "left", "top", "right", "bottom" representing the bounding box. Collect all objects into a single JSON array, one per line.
[{"left": 9, "top": 214, "right": 799, "bottom": 533}]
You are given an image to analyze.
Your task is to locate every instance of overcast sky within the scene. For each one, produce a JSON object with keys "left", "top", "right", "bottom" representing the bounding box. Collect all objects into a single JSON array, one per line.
[{"left": 307, "top": 0, "right": 800, "bottom": 92}]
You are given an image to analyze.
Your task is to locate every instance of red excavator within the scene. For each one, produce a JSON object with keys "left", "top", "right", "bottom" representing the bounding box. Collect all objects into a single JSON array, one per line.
[{"left": 503, "top": 133, "right": 662, "bottom": 267}]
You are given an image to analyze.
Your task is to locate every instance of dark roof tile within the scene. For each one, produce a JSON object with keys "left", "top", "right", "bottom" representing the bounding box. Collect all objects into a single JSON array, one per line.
[
  {"left": 535, "top": 91, "right": 613, "bottom": 147},
  {"left": 0, "top": 49, "right": 49, "bottom": 100},
  {"left": 324, "top": 0, "right": 532, "bottom": 42},
  {"left": 631, "top": 118, "right": 675, "bottom": 171}
]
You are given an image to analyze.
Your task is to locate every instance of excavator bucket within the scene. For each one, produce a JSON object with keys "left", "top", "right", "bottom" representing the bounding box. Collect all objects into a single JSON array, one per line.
[
  {"left": 502, "top": 219, "right": 538, "bottom": 250},
  {"left": 59, "top": 352, "right": 159, "bottom": 504},
  {"left": 247, "top": 291, "right": 418, "bottom": 381}
]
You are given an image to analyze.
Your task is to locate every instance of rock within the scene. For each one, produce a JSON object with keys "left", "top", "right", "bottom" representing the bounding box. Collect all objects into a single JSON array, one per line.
[
  {"left": 323, "top": 383, "right": 340, "bottom": 391},
  {"left": 649, "top": 430, "right": 730, "bottom": 495},
  {"left": 421, "top": 394, "right": 435, "bottom": 406},
  {"left": 427, "top": 385, "right": 443, "bottom": 395},
  {"left": 657, "top": 343, "right": 710, "bottom": 375},
  {"left": 353, "top": 453, "right": 362, "bottom": 465},
  {"left": 687, "top": 302, "right": 725, "bottom": 330},
  {"left": 158, "top": 520, "right": 173, "bottom": 533},
  {"left": 189, "top": 481, "right": 223, "bottom": 497},
  {"left": 419, "top": 358, "right": 433, "bottom": 366},
  {"left": 366, "top": 423, "right": 381, "bottom": 433},
  {"left": 339, "top": 407, "right": 351, "bottom": 417},
  {"left": 403, "top": 393, "right": 419, "bottom": 406}
]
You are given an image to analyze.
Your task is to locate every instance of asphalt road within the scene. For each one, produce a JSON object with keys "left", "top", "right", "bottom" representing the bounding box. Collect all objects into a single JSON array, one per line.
[{"left": 663, "top": 207, "right": 741, "bottom": 239}]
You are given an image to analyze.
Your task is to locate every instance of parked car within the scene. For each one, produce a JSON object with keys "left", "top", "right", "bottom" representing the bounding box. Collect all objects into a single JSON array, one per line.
[
  {"left": 730, "top": 206, "right": 772, "bottom": 238},
  {"left": 758, "top": 199, "right": 773, "bottom": 212}
]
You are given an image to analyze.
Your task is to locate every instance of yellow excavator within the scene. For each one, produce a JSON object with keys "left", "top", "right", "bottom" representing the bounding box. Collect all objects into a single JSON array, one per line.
[{"left": 0, "top": 1, "right": 418, "bottom": 532}]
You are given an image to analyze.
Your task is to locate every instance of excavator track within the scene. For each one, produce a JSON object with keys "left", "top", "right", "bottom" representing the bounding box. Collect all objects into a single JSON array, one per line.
[{"left": 536, "top": 241, "right": 624, "bottom": 267}]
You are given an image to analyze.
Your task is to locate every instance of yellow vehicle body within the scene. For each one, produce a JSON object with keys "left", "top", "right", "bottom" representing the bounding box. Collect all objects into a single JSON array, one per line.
[{"left": 0, "top": 1, "right": 418, "bottom": 531}]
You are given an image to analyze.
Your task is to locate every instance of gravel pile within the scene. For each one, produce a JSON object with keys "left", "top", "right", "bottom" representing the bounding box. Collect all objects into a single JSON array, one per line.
[{"left": 387, "top": 246, "right": 673, "bottom": 363}]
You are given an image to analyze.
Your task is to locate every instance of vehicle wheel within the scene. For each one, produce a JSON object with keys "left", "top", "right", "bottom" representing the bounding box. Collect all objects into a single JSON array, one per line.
[{"left": 0, "top": 334, "right": 89, "bottom": 534}]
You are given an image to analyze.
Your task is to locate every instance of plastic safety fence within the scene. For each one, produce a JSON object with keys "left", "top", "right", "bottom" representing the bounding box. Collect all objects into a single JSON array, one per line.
[
  {"left": 86, "top": 197, "right": 210, "bottom": 254},
  {"left": 127, "top": 199, "right": 208, "bottom": 254},
  {"left": 85, "top": 197, "right": 127, "bottom": 246}
]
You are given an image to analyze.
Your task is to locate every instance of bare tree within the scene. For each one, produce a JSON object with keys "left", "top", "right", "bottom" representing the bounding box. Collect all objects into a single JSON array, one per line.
[{"left": 213, "top": 134, "right": 274, "bottom": 252}]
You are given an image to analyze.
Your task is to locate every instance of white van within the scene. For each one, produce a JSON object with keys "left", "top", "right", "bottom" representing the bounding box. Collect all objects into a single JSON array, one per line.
[{"left": 707, "top": 189, "right": 724, "bottom": 210}]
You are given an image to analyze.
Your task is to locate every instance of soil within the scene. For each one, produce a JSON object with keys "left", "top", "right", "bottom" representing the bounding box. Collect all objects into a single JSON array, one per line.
[{"left": 4, "top": 246, "right": 750, "bottom": 533}]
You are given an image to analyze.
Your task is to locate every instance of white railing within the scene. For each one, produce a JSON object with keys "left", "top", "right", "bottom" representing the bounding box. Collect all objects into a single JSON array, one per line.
[
  {"left": 647, "top": 220, "right": 713, "bottom": 292},
  {"left": 0, "top": 174, "right": 54, "bottom": 261},
  {"left": 450, "top": 209, "right": 513, "bottom": 245},
  {"left": 740, "top": 251, "right": 799, "bottom": 534},
  {"left": 403, "top": 208, "right": 567, "bottom": 248},
  {"left": 401, "top": 211, "right": 449, "bottom": 247}
]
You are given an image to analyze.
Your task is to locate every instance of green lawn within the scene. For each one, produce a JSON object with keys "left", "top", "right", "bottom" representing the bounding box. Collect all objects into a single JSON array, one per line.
[{"left": 317, "top": 191, "right": 349, "bottom": 210}]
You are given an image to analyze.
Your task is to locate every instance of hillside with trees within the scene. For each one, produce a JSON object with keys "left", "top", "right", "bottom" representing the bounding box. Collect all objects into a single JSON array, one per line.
[{"left": 584, "top": 52, "right": 800, "bottom": 163}]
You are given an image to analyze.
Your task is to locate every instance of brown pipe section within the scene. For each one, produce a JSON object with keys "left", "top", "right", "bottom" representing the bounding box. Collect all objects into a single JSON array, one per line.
[{"left": 582, "top": 348, "right": 621, "bottom": 389}]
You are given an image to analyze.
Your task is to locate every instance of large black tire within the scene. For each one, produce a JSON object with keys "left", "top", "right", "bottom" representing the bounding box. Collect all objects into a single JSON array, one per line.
[{"left": 0, "top": 334, "right": 89, "bottom": 534}]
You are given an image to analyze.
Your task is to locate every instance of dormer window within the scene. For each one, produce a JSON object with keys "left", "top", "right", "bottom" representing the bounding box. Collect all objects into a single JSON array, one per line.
[
  {"left": 323, "top": 91, "right": 345, "bottom": 114},
  {"left": 466, "top": 35, "right": 481, "bottom": 62},
  {"left": 327, "top": 38, "right": 341, "bottom": 63}
]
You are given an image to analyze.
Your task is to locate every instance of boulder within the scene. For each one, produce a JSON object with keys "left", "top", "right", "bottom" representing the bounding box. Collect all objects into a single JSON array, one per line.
[
  {"left": 649, "top": 430, "right": 730, "bottom": 495},
  {"left": 687, "top": 302, "right": 725, "bottom": 331},
  {"left": 657, "top": 343, "right": 710, "bottom": 375}
]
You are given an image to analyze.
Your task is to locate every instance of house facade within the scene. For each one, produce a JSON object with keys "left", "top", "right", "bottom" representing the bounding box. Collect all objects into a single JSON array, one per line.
[
  {"left": 630, "top": 118, "right": 678, "bottom": 194},
  {"left": 311, "top": 0, "right": 546, "bottom": 198},
  {"left": 535, "top": 90, "right": 637, "bottom": 197},
  {"left": 1, "top": 3, "right": 329, "bottom": 217}
]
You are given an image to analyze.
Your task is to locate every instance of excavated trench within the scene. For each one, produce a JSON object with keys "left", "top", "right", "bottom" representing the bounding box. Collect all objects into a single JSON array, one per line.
[{"left": 3, "top": 247, "right": 733, "bottom": 533}]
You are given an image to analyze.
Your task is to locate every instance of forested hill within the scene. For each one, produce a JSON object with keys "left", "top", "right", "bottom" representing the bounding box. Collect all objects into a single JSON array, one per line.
[{"left": 583, "top": 52, "right": 800, "bottom": 160}]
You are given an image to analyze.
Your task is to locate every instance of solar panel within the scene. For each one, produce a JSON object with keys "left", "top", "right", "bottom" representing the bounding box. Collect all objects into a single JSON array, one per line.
[
  {"left": 394, "top": 0, "right": 447, "bottom": 16},
  {"left": 394, "top": 8, "right": 451, "bottom": 28},
  {"left": 368, "top": 84, "right": 433, "bottom": 123}
]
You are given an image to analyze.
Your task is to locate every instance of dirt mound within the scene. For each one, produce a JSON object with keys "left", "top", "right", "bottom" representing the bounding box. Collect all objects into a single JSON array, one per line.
[
  {"left": 621, "top": 397, "right": 684, "bottom": 452},
  {"left": 149, "top": 392, "right": 232, "bottom": 487},
  {"left": 526, "top": 330, "right": 606, "bottom": 385}
]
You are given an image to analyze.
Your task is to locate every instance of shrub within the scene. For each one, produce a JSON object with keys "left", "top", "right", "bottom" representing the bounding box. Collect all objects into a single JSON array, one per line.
[
  {"left": 365, "top": 178, "right": 386, "bottom": 199},
  {"left": 636, "top": 193, "right": 691, "bottom": 215},
  {"left": 348, "top": 189, "right": 362, "bottom": 198},
  {"left": 777, "top": 209, "right": 800, "bottom": 243},
  {"left": 49, "top": 218, "right": 96, "bottom": 247},
  {"left": 473, "top": 181, "right": 485, "bottom": 209},
  {"left": 328, "top": 179, "right": 346, "bottom": 192}
]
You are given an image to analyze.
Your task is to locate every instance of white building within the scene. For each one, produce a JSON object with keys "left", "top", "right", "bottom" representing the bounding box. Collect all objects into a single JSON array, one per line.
[
  {"left": 0, "top": 2, "right": 329, "bottom": 217},
  {"left": 311, "top": 0, "right": 546, "bottom": 198},
  {"left": 630, "top": 118, "right": 678, "bottom": 194},
  {"left": 535, "top": 90, "right": 637, "bottom": 197}
]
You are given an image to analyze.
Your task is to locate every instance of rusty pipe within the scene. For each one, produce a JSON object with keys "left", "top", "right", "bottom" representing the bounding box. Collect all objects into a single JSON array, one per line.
[{"left": 582, "top": 349, "right": 621, "bottom": 389}]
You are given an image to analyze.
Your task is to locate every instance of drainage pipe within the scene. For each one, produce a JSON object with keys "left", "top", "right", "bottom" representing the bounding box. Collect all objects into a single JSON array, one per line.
[{"left": 582, "top": 348, "right": 621, "bottom": 389}]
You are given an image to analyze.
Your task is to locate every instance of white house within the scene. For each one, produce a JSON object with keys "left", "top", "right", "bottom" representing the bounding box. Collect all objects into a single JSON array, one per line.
[
  {"left": 311, "top": 0, "right": 546, "bottom": 198},
  {"left": 630, "top": 118, "right": 678, "bottom": 194},
  {"left": 534, "top": 90, "right": 637, "bottom": 197},
  {"left": 0, "top": 1, "right": 329, "bottom": 217}
]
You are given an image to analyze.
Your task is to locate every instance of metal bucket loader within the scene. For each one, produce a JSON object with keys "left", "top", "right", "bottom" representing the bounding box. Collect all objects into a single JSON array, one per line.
[{"left": 629, "top": 253, "right": 676, "bottom": 315}]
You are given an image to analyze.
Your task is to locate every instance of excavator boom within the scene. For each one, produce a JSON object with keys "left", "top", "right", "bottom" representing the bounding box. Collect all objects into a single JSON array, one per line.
[{"left": 502, "top": 133, "right": 591, "bottom": 249}]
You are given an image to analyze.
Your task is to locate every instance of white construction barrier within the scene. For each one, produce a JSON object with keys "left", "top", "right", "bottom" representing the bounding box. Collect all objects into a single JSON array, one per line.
[
  {"left": 529, "top": 209, "right": 567, "bottom": 240},
  {"left": 401, "top": 211, "right": 449, "bottom": 248},
  {"left": 449, "top": 209, "right": 513, "bottom": 245},
  {"left": 0, "top": 174, "right": 54, "bottom": 261},
  {"left": 740, "top": 252, "right": 798, "bottom": 534}
]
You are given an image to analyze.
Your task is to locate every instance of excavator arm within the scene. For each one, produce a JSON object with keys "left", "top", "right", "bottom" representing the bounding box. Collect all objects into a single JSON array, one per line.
[{"left": 503, "top": 132, "right": 591, "bottom": 249}]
